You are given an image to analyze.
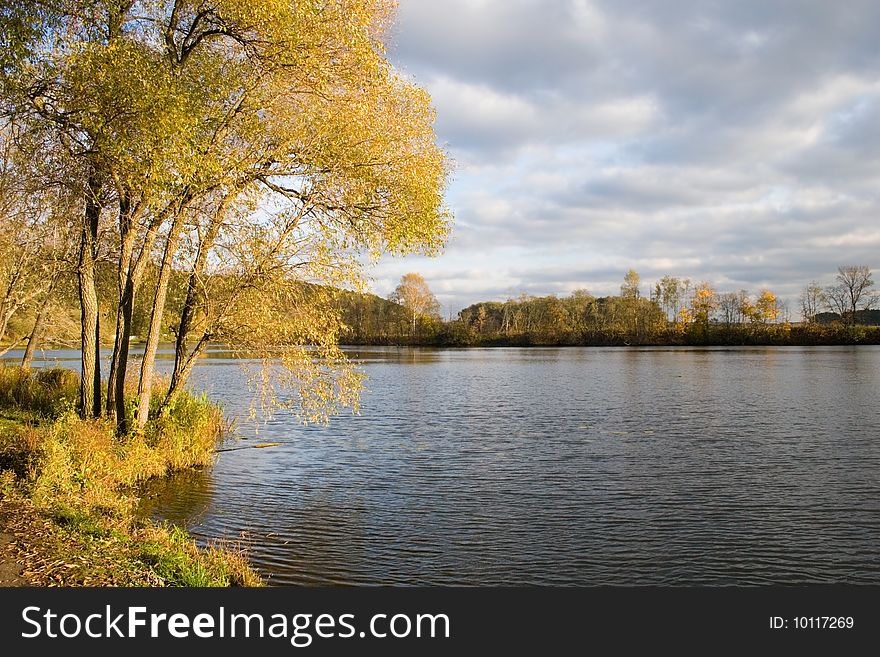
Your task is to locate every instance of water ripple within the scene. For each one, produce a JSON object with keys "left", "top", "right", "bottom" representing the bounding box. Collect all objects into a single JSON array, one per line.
[{"left": 131, "top": 346, "right": 880, "bottom": 585}]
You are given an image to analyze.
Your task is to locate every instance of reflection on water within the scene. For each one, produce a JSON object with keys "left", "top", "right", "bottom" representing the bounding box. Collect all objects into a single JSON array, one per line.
[
  {"left": 138, "top": 469, "right": 215, "bottom": 527},
  {"left": 9, "top": 345, "right": 880, "bottom": 585}
]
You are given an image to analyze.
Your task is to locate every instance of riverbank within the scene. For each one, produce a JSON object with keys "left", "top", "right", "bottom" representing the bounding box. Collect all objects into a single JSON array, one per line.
[
  {"left": 0, "top": 366, "right": 262, "bottom": 587},
  {"left": 342, "top": 322, "right": 880, "bottom": 347}
]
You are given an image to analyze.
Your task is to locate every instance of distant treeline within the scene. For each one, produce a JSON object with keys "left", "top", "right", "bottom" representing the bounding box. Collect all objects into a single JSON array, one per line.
[
  {"left": 8, "top": 266, "right": 879, "bottom": 351},
  {"left": 336, "top": 291, "right": 880, "bottom": 347},
  {"left": 336, "top": 267, "right": 880, "bottom": 347}
]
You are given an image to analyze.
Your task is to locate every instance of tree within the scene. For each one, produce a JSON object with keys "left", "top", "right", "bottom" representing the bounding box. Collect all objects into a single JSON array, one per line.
[
  {"left": 740, "top": 290, "right": 780, "bottom": 326},
  {"left": 655, "top": 275, "right": 683, "bottom": 323},
  {"left": 825, "top": 266, "right": 876, "bottom": 325},
  {"left": 718, "top": 292, "right": 741, "bottom": 327},
  {"left": 0, "top": 124, "right": 73, "bottom": 359},
  {"left": 3, "top": 1, "right": 451, "bottom": 430},
  {"left": 390, "top": 273, "right": 440, "bottom": 336},
  {"left": 689, "top": 282, "right": 717, "bottom": 326},
  {"left": 799, "top": 282, "right": 825, "bottom": 323},
  {"left": 620, "top": 269, "right": 641, "bottom": 300},
  {"left": 752, "top": 290, "right": 780, "bottom": 324}
]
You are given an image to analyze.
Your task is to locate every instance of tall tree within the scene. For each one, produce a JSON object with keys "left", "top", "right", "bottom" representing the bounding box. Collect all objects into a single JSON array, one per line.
[
  {"left": 620, "top": 269, "right": 641, "bottom": 300},
  {"left": 799, "top": 282, "right": 825, "bottom": 323},
  {"left": 655, "top": 275, "right": 682, "bottom": 323},
  {"left": 390, "top": 273, "right": 440, "bottom": 336}
]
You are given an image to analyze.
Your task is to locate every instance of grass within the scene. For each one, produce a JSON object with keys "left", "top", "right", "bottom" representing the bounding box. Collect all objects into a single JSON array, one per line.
[
  {"left": 0, "top": 366, "right": 79, "bottom": 417},
  {"left": 0, "top": 365, "right": 262, "bottom": 587},
  {"left": 139, "top": 523, "right": 260, "bottom": 587}
]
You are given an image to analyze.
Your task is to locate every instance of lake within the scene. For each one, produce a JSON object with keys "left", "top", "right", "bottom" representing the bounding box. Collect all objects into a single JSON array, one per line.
[{"left": 5, "top": 346, "right": 880, "bottom": 585}]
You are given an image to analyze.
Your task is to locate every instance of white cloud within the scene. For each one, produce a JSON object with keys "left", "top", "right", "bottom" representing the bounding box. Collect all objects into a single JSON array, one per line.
[{"left": 379, "top": 0, "right": 880, "bottom": 313}]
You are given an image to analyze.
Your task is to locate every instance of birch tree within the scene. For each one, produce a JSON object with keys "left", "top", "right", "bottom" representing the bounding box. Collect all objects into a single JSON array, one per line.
[{"left": 390, "top": 273, "right": 441, "bottom": 336}]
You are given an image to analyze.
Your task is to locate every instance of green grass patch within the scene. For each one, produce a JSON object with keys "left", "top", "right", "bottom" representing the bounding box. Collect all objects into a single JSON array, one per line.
[{"left": 138, "top": 524, "right": 261, "bottom": 588}]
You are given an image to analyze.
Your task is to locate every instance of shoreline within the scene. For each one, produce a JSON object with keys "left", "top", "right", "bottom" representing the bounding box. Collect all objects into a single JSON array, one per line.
[
  {"left": 346, "top": 323, "right": 880, "bottom": 348},
  {"left": 4, "top": 321, "right": 880, "bottom": 356},
  {"left": 0, "top": 367, "right": 262, "bottom": 587},
  {"left": 341, "top": 339, "right": 880, "bottom": 349}
]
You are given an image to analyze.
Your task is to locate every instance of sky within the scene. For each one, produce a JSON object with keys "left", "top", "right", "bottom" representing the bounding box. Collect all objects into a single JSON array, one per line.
[{"left": 369, "top": 0, "right": 880, "bottom": 317}]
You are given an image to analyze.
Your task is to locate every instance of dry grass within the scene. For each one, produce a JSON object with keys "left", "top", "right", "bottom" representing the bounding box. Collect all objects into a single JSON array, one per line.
[
  {"left": 0, "top": 367, "right": 79, "bottom": 417},
  {"left": 27, "top": 404, "right": 221, "bottom": 519}
]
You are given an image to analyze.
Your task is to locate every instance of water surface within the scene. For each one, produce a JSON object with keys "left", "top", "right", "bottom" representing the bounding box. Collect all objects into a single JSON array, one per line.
[{"left": 8, "top": 346, "right": 880, "bottom": 585}]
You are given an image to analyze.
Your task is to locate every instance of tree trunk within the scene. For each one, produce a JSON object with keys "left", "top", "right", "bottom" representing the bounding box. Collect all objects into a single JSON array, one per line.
[
  {"left": 111, "top": 277, "right": 136, "bottom": 431},
  {"left": 21, "top": 294, "right": 52, "bottom": 369},
  {"left": 165, "top": 333, "right": 210, "bottom": 410},
  {"left": 107, "top": 291, "right": 126, "bottom": 419},
  {"left": 93, "top": 298, "right": 102, "bottom": 413},
  {"left": 106, "top": 193, "right": 134, "bottom": 420},
  {"left": 165, "top": 216, "right": 222, "bottom": 408},
  {"left": 113, "top": 213, "right": 167, "bottom": 433},
  {"left": 0, "top": 309, "right": 11, "bottom": 348},
  {"left": 135, "top": 212, "right": 186, "bottom": 430},
  {"left": 78, "top": 173, "right": 102, "bottom": 419}
]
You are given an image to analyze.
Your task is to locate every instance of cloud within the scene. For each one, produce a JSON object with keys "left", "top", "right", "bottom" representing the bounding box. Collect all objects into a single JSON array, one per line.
[{"left": 377, "top": 0, "right": 880, "bottom": 314}]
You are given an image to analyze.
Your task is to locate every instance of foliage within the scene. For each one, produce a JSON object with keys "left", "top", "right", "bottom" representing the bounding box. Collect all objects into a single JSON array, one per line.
[{"left": 1, "top": 0, "right": 451, "bottom": 429}]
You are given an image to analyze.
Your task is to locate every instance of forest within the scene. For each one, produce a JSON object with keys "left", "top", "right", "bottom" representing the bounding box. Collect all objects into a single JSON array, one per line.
[{"left": 336, "top": 268, "right": 880, "bottom": 347}]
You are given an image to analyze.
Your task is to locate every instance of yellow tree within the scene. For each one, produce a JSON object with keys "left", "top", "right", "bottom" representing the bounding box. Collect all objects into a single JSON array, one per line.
[
  {"left": 754, "top": 290, "right": 780, "bottom": 324},
  {"left": 690, "top": 282, "right": 717, "bottom": 327},
  {"left": 390, "top": 273, "right": 441, "bottom": 336},
  {"left": 2, "top": 0, "right": 204, "bottom": 419},
  {"left": 741, "top": 290, "right": 780, "bottom": 324},
  {"left": 3, "top": 1, "right": 451, "bottom": 431}
]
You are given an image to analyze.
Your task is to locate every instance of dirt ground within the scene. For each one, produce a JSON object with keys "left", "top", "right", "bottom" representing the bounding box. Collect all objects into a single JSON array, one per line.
[{"left": 0, "top": 504, "right": 27, "bottom": 586}]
